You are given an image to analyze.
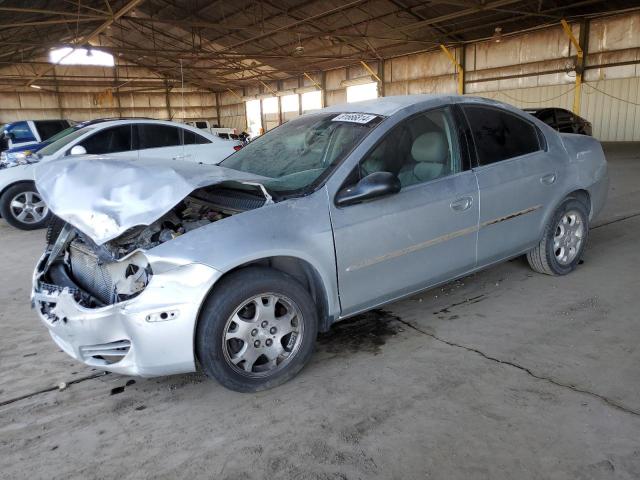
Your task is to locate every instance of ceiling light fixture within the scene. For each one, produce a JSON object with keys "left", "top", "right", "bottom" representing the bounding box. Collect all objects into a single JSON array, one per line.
[
  {"left": 493, "top": 27, "right": 503, "bottom": 43},
  {"left": 49, "top": 47, "right": 114, "bottom": 66},
  {"left": 293, "top": 34, "right": 304, "bottom": 56}
]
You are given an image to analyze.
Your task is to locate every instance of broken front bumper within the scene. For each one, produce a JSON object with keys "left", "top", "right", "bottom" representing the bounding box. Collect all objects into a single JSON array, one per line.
[{"left": 32, "top": 255, "right": 221, "bottom": 377}]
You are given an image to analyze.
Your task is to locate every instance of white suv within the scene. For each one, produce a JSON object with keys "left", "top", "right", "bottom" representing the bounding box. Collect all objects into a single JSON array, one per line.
[{"left": 0, "top": 119, "right": 241, "bottom": 230}]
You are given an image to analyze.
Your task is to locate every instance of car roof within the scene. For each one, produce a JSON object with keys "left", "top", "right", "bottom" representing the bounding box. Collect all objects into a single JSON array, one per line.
[
  {"left": 320, "top": 95, "right": 447, "bottom": 116},
  {"left": 319, "top": 94, "right": 520, "bottom": 117},
  {"left": 73, "top": 118, "right": 222, "bottom": 140}
]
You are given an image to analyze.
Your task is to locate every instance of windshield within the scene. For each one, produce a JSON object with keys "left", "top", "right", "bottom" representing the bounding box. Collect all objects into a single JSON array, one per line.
[
  {"left": 221, "top": 113, "right": 382, "bottom": 193},
  {"left": 43, "top": 125, "right": 77, "bottom": 144},
  {"left": 38, "top": 127, "right": 94, "bottom": 157}
]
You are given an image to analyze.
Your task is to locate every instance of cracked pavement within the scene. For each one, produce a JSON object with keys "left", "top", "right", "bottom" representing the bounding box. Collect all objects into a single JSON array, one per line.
[{"left": 1, "top": 143, "right": 639, "bottom": 479}]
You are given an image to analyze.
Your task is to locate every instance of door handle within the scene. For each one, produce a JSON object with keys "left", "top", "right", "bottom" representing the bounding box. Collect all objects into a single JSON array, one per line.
[
  {"left": 450, "top": 196, "right": 473, "bottom": 212},
  {"left": 540, "top": 173, "right": 557, "bottom": 185}
]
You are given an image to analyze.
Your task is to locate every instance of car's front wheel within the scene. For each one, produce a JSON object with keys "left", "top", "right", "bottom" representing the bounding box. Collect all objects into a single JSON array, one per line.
[
  {"left": 0, "top": 183, "right": 51, "bottom": 230},
  {"left": 527, "top": 196, "right": 589, "bottom": 275},
  {"left": 196, "top": 267, "right": 318, "bottom": 392}
]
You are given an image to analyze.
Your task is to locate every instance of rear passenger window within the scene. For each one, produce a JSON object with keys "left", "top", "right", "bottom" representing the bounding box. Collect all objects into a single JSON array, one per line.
[
  {"left": 182, "top": 129, "right": 211, "bottom": 145},
  {"left": 463, "top": 106, "right": 540, "bottom": 166},
  {"left": 136, "top": 124, "right": 182, "bottom": 149},
  {"left": 78, "top": 125, "right": 132, "bottom": 154}
]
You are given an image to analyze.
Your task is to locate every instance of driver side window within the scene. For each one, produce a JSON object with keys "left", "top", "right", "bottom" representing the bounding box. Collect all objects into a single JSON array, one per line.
[{"left": 360, "top": 107, "right": 460, "bottom": 188}]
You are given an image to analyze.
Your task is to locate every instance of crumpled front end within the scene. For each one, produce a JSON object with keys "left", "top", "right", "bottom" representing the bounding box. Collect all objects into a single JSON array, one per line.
[
  {"left": 31, "top": 157, "right": 273, "bottom": 376},
  {"left": 31, "top": 228, "right": 221, "bottom": 377}
]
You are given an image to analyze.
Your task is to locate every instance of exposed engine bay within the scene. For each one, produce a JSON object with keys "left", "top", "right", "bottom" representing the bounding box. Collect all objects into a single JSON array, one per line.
[{"left": 36, "top": 186, "right": 265, "bottom": 316}]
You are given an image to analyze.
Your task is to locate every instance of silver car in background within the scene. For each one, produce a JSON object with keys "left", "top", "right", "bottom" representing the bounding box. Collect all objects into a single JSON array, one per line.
[{"left": 31, "top": 95, "right": 608, "bottom": 392}]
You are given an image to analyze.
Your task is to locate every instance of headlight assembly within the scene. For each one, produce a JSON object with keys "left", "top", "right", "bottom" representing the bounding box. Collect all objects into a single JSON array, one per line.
[{"left": 1, "top": 150, "right": 36, "bottom": 168}]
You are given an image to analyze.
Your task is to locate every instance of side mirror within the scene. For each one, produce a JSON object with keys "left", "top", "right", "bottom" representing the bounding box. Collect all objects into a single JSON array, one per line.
[
  {"left": 69, "top": 145, "right": 87, "bottom": 155},
  {"left": 3, "top": 131, "right": 14, "bottom": 140},
  {"left": 335, "top": 171, "right": 401, "bottom": 207}
]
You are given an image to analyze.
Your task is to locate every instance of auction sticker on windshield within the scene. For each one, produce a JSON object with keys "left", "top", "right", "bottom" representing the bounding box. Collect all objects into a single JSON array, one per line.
[{"left": 331, "top": 113, "right": 378, "bottom": 124}]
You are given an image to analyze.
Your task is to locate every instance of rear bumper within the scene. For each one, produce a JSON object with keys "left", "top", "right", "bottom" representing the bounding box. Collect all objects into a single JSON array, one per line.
[
  {"left": 32, "top": 256, "right": 221, "bottom": 377},
  {"left": 589, "top": 167, "right": 609, "bottom": 221}
]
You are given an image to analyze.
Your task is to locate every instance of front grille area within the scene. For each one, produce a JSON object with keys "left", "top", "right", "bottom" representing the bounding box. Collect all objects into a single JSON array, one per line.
[
  {"left": 69, "top": 241, "right": 115, "bottom": 304},
  {"left": 79, "top": 340, "right": 131, "bottom": 365}
]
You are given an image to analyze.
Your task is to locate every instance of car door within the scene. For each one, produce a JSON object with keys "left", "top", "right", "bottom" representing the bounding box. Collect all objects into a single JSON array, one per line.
[
  {"left": 135, "top": 124, "right": 184, "bottom": 161},
  {"left": 329, "top": 106, "right": 479, "bottom": 316},
  {"left": 181, "top": 128, "right": 236, "bottom": 164},
  {"left": 461, "top": 104, "right": 557, "bottom": 265},
  {"left": 6, "top": 121, "right": 38, "bottom": 149},
  {"left": 73, "top": 124, "right": 136, "bottom": 160}
]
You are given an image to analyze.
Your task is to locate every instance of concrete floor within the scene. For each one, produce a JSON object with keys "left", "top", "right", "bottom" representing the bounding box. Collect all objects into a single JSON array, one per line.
[{"left": 1, "top": 143, "right": 639, "bottom": 480}]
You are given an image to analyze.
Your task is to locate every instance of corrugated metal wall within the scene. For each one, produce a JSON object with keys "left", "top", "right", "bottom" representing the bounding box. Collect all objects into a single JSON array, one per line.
[
  {"left": 1, "top": 12, "right": 640, "bottom": 141},
  {"left": 0, "top": 60, "right": 219, "bottom": 125}
]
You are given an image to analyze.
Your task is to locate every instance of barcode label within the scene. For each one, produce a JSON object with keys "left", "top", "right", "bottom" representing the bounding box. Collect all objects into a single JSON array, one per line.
[{"left": 331, "top": 113, "right": 377, "bottom": 124}]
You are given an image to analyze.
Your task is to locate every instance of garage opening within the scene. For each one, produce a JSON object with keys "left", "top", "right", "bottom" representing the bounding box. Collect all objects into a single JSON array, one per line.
[
  {"left": 302, "top": 91, "right": 322, "bottom": 113},
  {"left": 346, "top": 82, "right": 378, "bottom": 103},
  {"left": 246, "top": 99, "right": 262, "bottom": 138}
]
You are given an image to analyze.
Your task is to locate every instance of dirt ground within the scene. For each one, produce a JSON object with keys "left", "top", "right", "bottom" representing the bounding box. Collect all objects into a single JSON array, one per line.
[{"left": 1, "top": 143, "right": 639, "bottom": 480}]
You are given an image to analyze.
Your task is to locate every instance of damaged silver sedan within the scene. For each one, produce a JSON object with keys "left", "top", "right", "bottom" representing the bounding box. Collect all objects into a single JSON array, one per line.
[{"left": 32, "top": 96, "right": 608, "bottom": 392}]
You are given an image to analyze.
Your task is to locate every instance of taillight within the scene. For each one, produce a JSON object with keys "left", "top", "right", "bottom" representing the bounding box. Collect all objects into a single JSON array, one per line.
[{"left": 233, "top": 145, "right": 242, "bottom": 151}]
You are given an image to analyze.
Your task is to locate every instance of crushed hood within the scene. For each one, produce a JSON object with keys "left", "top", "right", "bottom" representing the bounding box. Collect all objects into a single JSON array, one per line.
[{"left": 35, "top": 155, "right": 270, "bottom": 245}]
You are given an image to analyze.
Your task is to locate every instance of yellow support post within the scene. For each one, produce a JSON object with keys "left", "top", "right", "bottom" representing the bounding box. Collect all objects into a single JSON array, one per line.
[
  {"left": 226, "top": 88, "right": 243, "bottom": 101},
  {"left": 259, "top": 80, "right": 277, "bottom": 96},
  {"left": 440, "top": 44, "right": 464, "bottom": 95},
  {"left": 561, "top": 19, "right": 584, "bottom": 115},
  {"left": 359, "top": 60, "right": 382, "bottom": 83},
  {"left": 303, "top": 72, "right": 322, "bottom": 91}
]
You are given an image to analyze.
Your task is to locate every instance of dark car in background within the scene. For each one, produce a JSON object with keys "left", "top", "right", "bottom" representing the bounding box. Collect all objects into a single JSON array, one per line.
[
  {"left": 0, "top": 119, "right": 72, "bottom": 152},
  {"left": 525, "top": 108, "right": 592, "bottom": 136}
]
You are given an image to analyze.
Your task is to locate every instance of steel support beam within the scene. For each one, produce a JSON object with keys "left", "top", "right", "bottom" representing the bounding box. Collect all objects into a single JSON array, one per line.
[
  {"left": 561, "top": 18, "right": 586, "bottom": 115},
  {"left": 440, "top": 44, "right": 464, "bottom": 95},
  {"left": 25, "top": 0, "right": 145, "bottom": 87},
  {"left": 360, "top": 61, "right": 382, "bottom": 83}
]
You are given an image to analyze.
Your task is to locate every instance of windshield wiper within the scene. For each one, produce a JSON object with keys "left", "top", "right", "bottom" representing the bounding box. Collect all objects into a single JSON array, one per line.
[{"left": 240, "top": 181, "right": 274, "bottom": 204}]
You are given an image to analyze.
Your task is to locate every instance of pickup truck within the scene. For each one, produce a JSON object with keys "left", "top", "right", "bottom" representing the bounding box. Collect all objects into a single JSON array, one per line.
[{"left": 0, "top": 120, "right": 72, "bottom": 152}]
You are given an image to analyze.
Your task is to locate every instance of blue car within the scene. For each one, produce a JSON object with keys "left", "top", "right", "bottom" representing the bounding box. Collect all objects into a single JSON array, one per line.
[{"left": 0, "top": 119, "right": 71, "bottom": 152}]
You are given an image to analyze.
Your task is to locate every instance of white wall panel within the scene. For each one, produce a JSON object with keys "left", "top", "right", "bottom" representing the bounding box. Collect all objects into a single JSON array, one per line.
[
  {"left": 470, "top": 84, "right": 574, "bottom": 111},
  {"left": 581, "top": 77, "right": 640, "bottom": 141}
]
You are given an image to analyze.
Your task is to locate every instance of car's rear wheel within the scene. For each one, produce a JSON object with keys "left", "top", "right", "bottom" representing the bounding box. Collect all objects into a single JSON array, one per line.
[
  {"left": 527, "top": 197, "right": 589, "bottom": 275},
  {"left": 0, "top": 183, "right": 51, "bottom": 230},
  {"left": 196, "top": 267, "right": 318, "bottom": 392}
]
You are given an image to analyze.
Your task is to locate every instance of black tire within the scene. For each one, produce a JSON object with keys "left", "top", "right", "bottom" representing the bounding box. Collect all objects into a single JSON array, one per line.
[
  {"left": 0, "top": 182, "right": 52, "bottom": 230},
  {"left": 196, "top": 267, "right": 318, "bottom": 392},
  {"left": 527, "top": 197, "right": 589, "bottom": 275}
]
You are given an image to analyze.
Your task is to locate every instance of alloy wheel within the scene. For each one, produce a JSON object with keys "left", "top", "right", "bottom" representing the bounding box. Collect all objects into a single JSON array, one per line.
[
  {"left": 9, "top": 191, "right": 48, "bottom": 224},
  {"left": 222, "top": 293, "right": 304, "bottom": 377},
  {"left": 553, "top": 210, "right": 585, "bottom": 265}
]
